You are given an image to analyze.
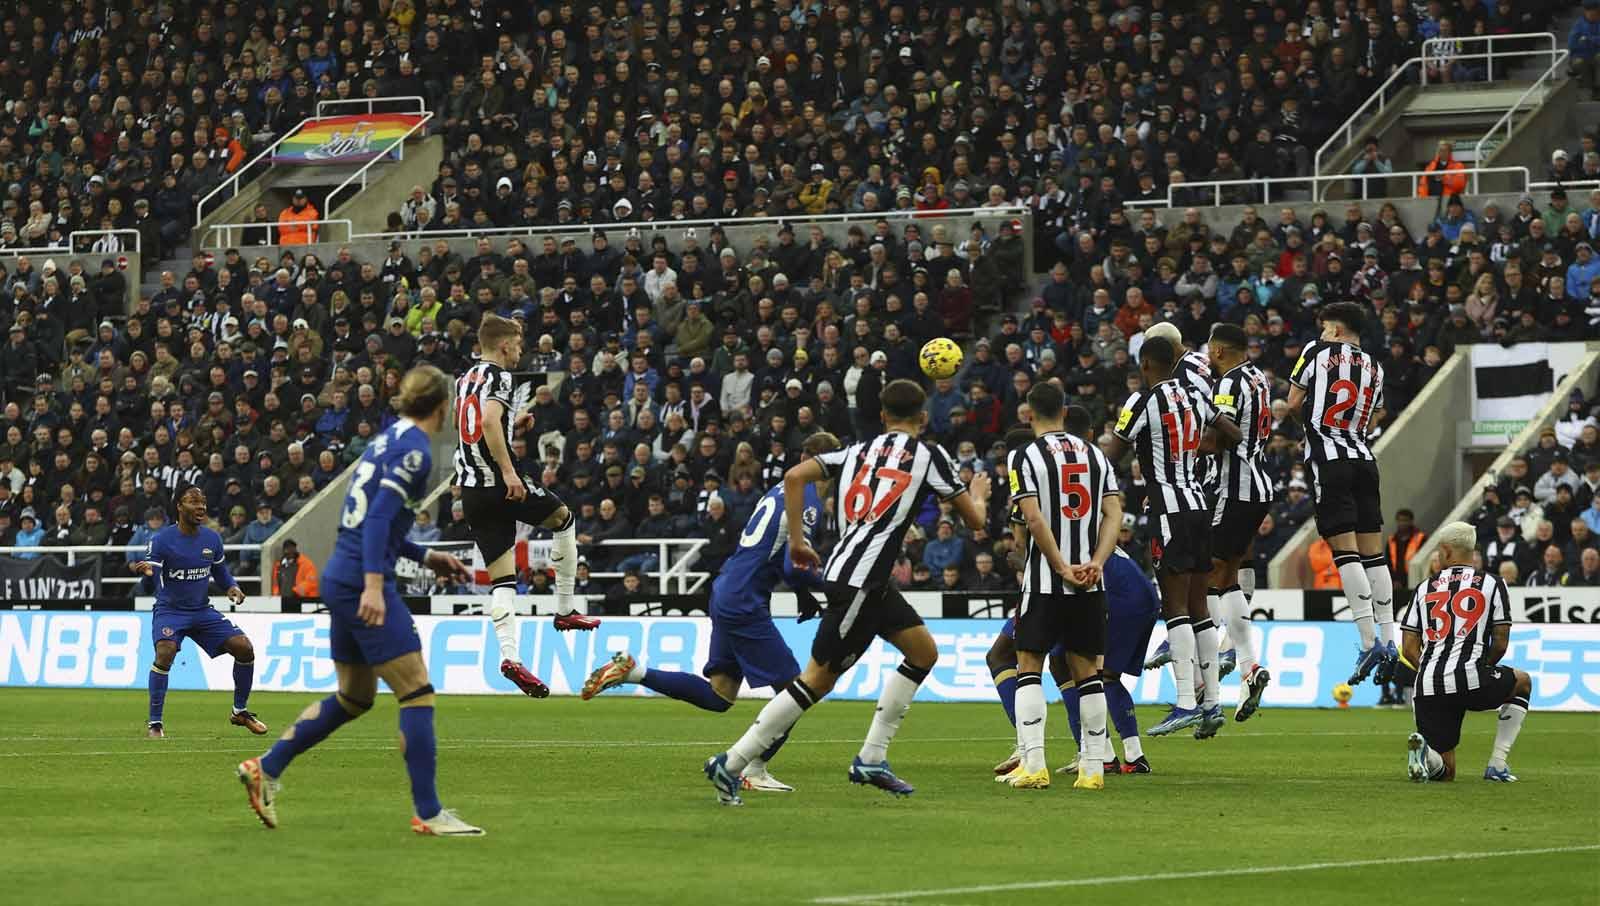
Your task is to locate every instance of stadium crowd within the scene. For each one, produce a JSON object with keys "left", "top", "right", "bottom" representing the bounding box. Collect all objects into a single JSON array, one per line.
[{"left": 0, "top": 0, "right": 1590, "bottom": 598}]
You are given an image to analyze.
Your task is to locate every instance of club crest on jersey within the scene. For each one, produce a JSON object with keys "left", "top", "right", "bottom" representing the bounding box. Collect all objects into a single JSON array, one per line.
[
  {"left": 202, "top": 548, "right": 214, "bottom": 558},
  {"left": 803, "top": 506, "right": 818, "bottom": 527},
  {"left": 404, "top": 450, "right": 425, "bottom": 472},
  {"left": 161, "top": 627, "right": 174, "bottom": 637}
]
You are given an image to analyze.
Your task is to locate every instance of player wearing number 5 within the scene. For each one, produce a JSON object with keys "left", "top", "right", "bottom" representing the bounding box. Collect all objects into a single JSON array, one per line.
[
  {"left": 1285, "top": 302, "right": 1394, "bottom": 687},
  {"left": 1400, "top": 521, "right": 1531, "bottom": 783},
  {"left": 238, "top": 366, "right": 486, "bottom": 836},
  {"left": 1105, "top": 337, "right": 1241, "bottom": 737},
  {"left": 704, "top": 380, "right": 992, "bottom": 805}
]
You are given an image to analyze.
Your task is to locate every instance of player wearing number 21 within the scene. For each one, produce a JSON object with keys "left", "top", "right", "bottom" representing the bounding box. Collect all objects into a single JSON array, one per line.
[
  {"left": 1285, "top": 301, "right": 1395, "bottom": 689},
  {"left": 704, "top": 379, "right": 992, "bottom": 804},
  {"left": 1105, "top": 336, "right": 1241, "bottom": 737}
]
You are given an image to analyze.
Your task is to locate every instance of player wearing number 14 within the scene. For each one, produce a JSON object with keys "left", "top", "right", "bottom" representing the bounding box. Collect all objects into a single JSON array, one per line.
[{"left": 1286, "top": 302, "right": 1394, "bottom": 688}]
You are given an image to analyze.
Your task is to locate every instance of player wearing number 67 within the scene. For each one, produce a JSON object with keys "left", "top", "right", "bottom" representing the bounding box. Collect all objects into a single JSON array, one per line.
[
  {"left": 704, "top": 379, "right": 992, "bottom": 805},
  {"left": 1285, "top": 301, "right": 1394, "bottom": 689},
  {"left": 1399, "top": 521, "right": 1531, "bottom": 784},
  {"left": 237, "top": 365, "right": 486, "bottom": 836}
]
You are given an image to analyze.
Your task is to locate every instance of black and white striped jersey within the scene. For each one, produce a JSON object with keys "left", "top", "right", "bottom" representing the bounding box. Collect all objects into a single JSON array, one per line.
[
  {"left": 815, "top": 431, "right": 966, "bottom": 588},
  {"left": 1288, "top": 339, "right": 1385, "bottom": 462},
  {"left": 1008, "top": 431, "right": 1120, "bottom": 595},
  {"left": 1400, "top": 565, "right": 1512, "bottom": 697},
  {"left": 1114, "top": 379, "right": 1214, "bottom": 515},
  {"left": 1211, "top": 362, "right": 1274, "bottom": 502},
  {"left": 453, "top": 361, "right": 515, "bottom": 488},
  {"left": 1179, "top": 349, "right": 1213, "bottom": 397}
]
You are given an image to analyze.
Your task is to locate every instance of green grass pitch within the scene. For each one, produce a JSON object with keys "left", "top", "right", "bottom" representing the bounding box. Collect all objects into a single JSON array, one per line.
[{"left": 5, "top": 688, "right": 1598, "bottom": 905}]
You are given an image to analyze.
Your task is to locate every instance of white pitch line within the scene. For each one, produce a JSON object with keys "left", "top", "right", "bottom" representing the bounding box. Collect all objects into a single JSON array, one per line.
[{"left": 811, "top": 844, "right": 1600, "bottom": 904}]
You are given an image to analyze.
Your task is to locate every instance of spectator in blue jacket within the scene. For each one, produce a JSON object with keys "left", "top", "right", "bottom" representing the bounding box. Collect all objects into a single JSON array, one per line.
[
  {"left": 1572, "top": 0, "right": 1600, "bottom": 99},
  {"left": 13, "top": 510, "right": 44, "bottom": 558},
  {"left": 240, "top": 503, "right": 283, "bottom": 573},
  {"left": 1432, "top": 196, "right": 1478, "bottom": 242},
  {"left": 921, "top": 517, "right": 968, "bottom": 574},
  {"left": 1567, "top": 242, "right": 1600, "bottom": 300}
]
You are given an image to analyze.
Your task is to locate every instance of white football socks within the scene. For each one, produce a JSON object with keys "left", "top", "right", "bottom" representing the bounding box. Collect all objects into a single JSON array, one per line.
[
  {"left": 1015, "top": 672, "right": 1047, "bottom": 773},
  {"left": 1122, "top": 734, "right": 1143, "bottom": 762},
  {"left": 1239, "top": 566, "right": 1256, "bottom": 600},
  {"left": 552, "top": 521, "right": 579, "bottom": 615},
  {"left": 1222, "top": 585, "right": 1259, "bottom": 676},
  {"left": 728, "top": 681, "right": 815, "bottom": 772},
  {"left": 1078, "top": 679, "right": 1107, "bottom": 779},
  {"left": 1166, "top": 616, "right": 1197, "bottom": 710},
  {"left": 1194, "top": 620, "right": 1221, "bottom": 711},
  {"left": 489, "top": 582, "right": 520, "bottom": 662},
  {"left": 858, "top": 662, "right": 928, "bottom": 763},
  {"left": 1335, "top": 551, "right": 1377, "bottom": 649},
  {"left": 1490, "top": 696, "right": 1529, "bottom": 770},
  {"left": 1365, "top": 555, "right": 1396, "bottom": 647}
]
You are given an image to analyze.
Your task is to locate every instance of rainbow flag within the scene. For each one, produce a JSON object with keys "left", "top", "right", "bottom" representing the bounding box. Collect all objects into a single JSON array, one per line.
[{"left": 271, "top": 113, "right": 425, "bottom": 165}]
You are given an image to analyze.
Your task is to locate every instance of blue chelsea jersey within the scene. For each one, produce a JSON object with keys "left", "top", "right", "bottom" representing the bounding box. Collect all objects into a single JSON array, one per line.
[
  {"left": 711, "top": 483, "right": 825, "bottom": 618},
  {"left": 145, "top": 525, "right": 235, "bottom": 611},
  {"left": 324, "top": 419, "right": 433, "bottom": 587}
]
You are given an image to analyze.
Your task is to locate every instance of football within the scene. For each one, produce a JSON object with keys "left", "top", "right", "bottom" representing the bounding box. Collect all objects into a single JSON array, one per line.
[
  {"left": 1332, "top": 683, "right": 1354, "bottom": 704},
  {"left": 919, "top": 337, "right": 963, "bottom": 379}
]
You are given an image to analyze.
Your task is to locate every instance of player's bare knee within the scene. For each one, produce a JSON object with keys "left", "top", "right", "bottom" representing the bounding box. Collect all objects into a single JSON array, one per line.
[
  {"left": 800, "top": 662, "right": 837, "bottom": 696},
  {"left": 1513, "top": 670, "right": 1532, "bottom": 697},
  {"left": 153, "top": 641, "right": 178, "bottom": 670},
  {"left": 225, "top": 635, "right": 255, "bottom": 662},
  {"left": 708, "top": 673, "right": 741, "bottom": 708},
  {"left": 544, "top": 505, "right": 572, "bottom": 530},
  {"left": 985, "top": 633, "right": 1015, "bottom": 672},
  {"left": 374, "top": 652, "right": 431, "bottom": 700}
]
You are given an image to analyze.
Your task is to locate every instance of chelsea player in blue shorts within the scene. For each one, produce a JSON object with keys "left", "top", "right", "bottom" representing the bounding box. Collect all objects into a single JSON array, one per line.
[
  {"left": 579, "top": 432, "right": 839, "bottom": 793},
  {"left": 237, "top": 366, "right": 481, "bottom": 837},
  {"left": 132, "top": 486, "right": 262, "bottom": 739}
]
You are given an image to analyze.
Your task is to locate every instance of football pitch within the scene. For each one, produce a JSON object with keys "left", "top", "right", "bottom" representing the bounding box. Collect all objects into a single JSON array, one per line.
[{"left": 5, "top": 689, "right": 1598, "bottom": 906}]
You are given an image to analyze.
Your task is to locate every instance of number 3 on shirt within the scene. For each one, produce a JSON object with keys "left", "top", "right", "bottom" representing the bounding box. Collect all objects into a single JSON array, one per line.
[
  {"left": 843, "top": 464, "right": 912, "bottom": 522},
  {"left": 1422, "top": 587, "right": 1487, "bottom": 641},
  {"left": 342, "top": 461, "right": 378, "bottom": 529}
]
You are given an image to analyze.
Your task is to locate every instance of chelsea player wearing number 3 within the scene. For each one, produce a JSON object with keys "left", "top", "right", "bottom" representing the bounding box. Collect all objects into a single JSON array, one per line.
[
  {"left": 581, "top": 432, "right": 841, "bottom": 794},
  {"left": 132, "top": 486, "right": 261, "bottom": 739},
  {"left": 237, "top": 366, "right": 483, "bottom": 837}
]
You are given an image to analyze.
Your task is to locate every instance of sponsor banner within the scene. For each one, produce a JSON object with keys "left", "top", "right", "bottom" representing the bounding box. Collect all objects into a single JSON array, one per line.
[
  {"left": 270, "top": 114, "right": 423, "bottom": 164},
  {"left": 0, "top": 556, "right": 101, "bottom": 599},
  {"left": 2, "top": 613, "right": 1596, "bottom": 711}
]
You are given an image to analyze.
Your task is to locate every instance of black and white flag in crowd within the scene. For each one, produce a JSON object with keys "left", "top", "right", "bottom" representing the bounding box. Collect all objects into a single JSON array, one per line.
[{"left": 1471, "top": 343, "right": 1554, "bottom": 422}]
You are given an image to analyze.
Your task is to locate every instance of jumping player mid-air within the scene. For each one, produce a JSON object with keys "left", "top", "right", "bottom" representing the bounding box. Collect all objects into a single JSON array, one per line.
[
  {"left": 237, "top": 366, "right": 483, "bottom": 836},
  {"left": 132, "top": 486, "right": 263, "bottom": 739},
  {"left": 1401, "top": 521, "right": 1531, "bottom": 783},
  {"left": 1286, "top": 301, "right": 1393, "bottom": 686},
  {"left": 581, "top": 433, "right": 841, "bottom": 793},
  {"left": 455, "top": 314, "right": 598, "bottom": 698},
  {"left": 704, "top": 379, "right": 991, "bottom": 805}
]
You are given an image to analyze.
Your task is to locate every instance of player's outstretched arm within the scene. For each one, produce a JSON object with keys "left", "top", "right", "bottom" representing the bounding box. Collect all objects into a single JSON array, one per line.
[
  {"left": 783, "top": 458, "right": 827, "bottom": 569},
  {"left": 951, "top": 470, "right": 991, "bottom": 532}
]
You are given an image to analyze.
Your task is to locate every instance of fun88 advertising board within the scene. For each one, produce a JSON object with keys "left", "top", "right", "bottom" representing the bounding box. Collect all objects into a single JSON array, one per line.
[{"left": 2, "top": 611, "right": 1598, "bottom": 712}]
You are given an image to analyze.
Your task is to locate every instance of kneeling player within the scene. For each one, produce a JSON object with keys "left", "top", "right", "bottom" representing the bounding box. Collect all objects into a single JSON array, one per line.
[
  {"left": 132, "top": 487, "right": 262, "bottom": 739},
  {"left": 1400, "top": 522, "right": 1531, "bottom": 783},
  {"left": 581, "top": 433, "right": 840, "bottom": 793},
  {"left": 455, "top": 314, "right": 597, "bottom": 698},
  {"left": 238, "top": 367, "right": 483, "bottom": 835},
  {"left": 1007, "top": 384, "right": 1123, "bottom": 790}
]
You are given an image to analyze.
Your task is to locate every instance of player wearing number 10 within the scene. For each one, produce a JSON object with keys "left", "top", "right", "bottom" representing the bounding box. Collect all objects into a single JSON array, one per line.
[
  {"left": 1286, "top": 301, "right": 1394, "bottom": 688},
  {"left": 237, "top": 366, "right": 485, "bottom": 836}
]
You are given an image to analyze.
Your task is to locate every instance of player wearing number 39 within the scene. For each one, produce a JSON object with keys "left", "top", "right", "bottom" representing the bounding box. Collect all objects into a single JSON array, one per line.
[
  {"left": 581, "top": 432, "right": 841, "bottom": 794},
  {"left": 1400, "top": 521, "right": 1531, "bottom": 783},
  {"left": 237, "top": 365, "right": 485, "bottom": 836},
  {"left": 704, "top": 380, "right": 992, "bottom": 805}
]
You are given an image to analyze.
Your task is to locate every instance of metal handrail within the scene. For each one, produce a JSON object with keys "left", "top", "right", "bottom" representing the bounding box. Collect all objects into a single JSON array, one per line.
[
  {"left": 1127, "top": 165, "right": 1531, "bottom": 208},
  {"left": 1530, "top": 179, "right": 1600, "bottom": 191},
  {"left": 193, "top": 116, "right": 317, "bottom": 225},
  {"left": 1, "top": 229, "right": 142, "bottom": 257},
  {"left": 345, "top": 204, "right": 1033, "bottom": 243},
  {"left": 0, "top": 544, "right": 267, "bottom": 588},
  {"left": 201, "top": 218, "right": 355, "bottom": 249},
  {"left": 1476, "top": 49, "right": 1570, "bottom": 164},
  {"left": 316, "top": 96, "right": 428, "bottom": 117},
  {"left": 1314, "top": 57, "right": 1425, "bottom": 178},
  {"left": 319, "top": 110, "right": 434, "bottom": 227},
  {"left": 1420, "top": 31, "right": 1559, "bottom": 85}
]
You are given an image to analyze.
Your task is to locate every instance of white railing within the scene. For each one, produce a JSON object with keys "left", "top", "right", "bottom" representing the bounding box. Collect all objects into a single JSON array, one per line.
[
  {"left": 342, "top": 205, "right": 1032, "bottom": 243},
  {"left": 1, "top": 229, "right": 142, "bottom": 257},
  {"left": 316, "top": 96, "right": 428, "bottom": 118},
  {"left": 1476, "top": 48, "right": 1569, "bottom": 164},
  {"left": 201, "top": 218, "right": 354, "bottom": 249},
  {"left": 1316, "top": 33, "right": 1561, "bottom": 177},
  {"left": 1121, "top": 165, "right": 1531, "bottom": 209},
  {"left": 319, "top": 109, "right": 434, "bottom": 219},
  {"left": 193, "top": 116, "right": 317, "bottom": 225},
  {"left": 1420, "top": 32, "right": 1560, "bottom": 85},
  {"left": 0, "top": 545, "right": 266, "bottom": 589},
  {"left": 1531, "top": 179, "right": 1600, "bottom": 191},
  {"left": 419, "top": 537, "right": 710, "bottom": 595}
]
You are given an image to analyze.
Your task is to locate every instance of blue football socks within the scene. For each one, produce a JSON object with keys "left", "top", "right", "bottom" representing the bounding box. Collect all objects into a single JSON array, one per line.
[
  {"left": 399, "top": 706, "right": 441, "bottom": 820},
  {"left": 232, "top": 660, "right": 254, "bottom": 711},
  {"left": 148, "top": 667, "right": 169, "bottom": 723},
  {"left": 259, "top": 695, "right": 357, "bottom": 778},
  {"left": 641, "top": 669, "right": 733, "bottom": 712}
]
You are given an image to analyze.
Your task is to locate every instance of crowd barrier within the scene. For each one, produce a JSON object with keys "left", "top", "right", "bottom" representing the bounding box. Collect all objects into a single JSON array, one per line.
[{"left": 2, "top": 612, "right": 1594, "bottom": 712}]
